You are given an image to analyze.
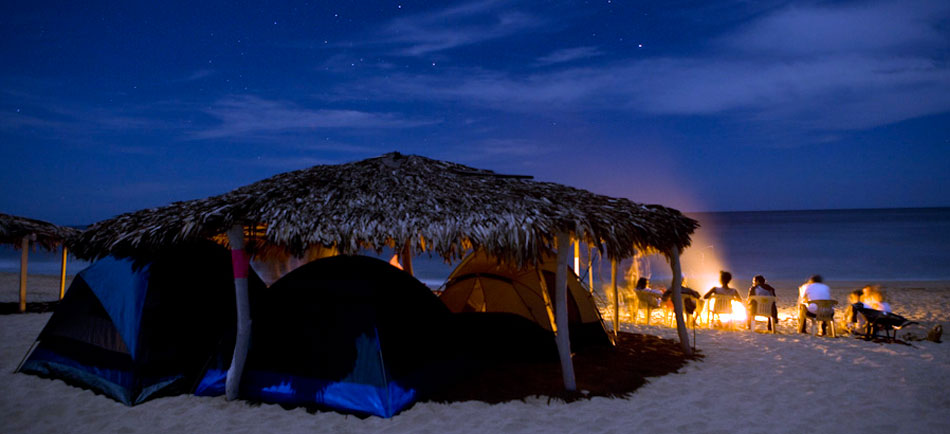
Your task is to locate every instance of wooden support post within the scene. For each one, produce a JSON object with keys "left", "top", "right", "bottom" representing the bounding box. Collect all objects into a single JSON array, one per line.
[
  {"left": 536, "top": 269, "right": 559, "bottom": 333},
  {"left": 555, "top": 232, "right": 576, "bottom": 391},
  {"left": 588, "top": 246, "right": 594, "bottom": 293},
  {"left": 611, "top": 258, "right": 618, "bottom": 336},
  {"left": 59, "top": 245, "right": 68, "bottom": 300},
  {"left": 573, "top": 240, "right": 580, "bottom": 275},
  {"left": 226, "top": 224, "right": 251, "bottom": 401},
  {"left": 19, "top": 236, "right": 29, "bottom": 313},
  {"left": 400, "top": 242, "right": 414, "bottom": 276},
  {"left": 669, "top": 246, "right": 692, "bottom": 356}
]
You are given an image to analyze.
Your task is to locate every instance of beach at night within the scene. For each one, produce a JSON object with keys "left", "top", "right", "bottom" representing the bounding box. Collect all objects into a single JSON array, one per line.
[
  {"left": 2, "top": 274, "right": 949, "bottom": 433},
  {"left": 3, "top": 0, "right": 950, "bottom": 432}
]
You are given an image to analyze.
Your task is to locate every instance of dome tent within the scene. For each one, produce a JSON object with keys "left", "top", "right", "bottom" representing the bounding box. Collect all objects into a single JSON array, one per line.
[
  {"left": 440, "top": 251, "right": 612, "bottom": 352},
  {"left": 195, "top": 255, "right": 457, "bottom": 418},
  {"left": 19, "top": 241, "right": 249, "bottom": 405}
]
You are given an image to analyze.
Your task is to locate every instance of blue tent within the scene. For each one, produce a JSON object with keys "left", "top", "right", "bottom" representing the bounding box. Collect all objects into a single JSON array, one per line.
[
  {"left": 20, "top": 242, "right": 242, "bottom": 405},
  {"left": 195, "top": 255, "right": 457, "bottom": 418}
]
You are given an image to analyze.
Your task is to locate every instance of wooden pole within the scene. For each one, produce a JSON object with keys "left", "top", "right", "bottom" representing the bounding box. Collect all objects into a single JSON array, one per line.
[
  {"left": 573, "top": 240, "right": 580, "bottom": 275},
  {"left": 669, "top": 246, "right": 692, "bottom": 356},
  {"left": 19, "top": 236, "right": 29, "bottom": 313},
  {"left": 588, "top": 246, "right": 594, "bottom": 293},
  {"left": 226, "top": 224, "right": 251, "bottom": 401},
  {"left": 536, "top": 269, "right": 559, "bottom": 333},
  {"left": 611, "top": 258, "right": 618, "bottom": 336},
  {"left": 400, "top": 241, "right": 414, "bottom": 276},
  {"left": 59, "top": 245, "right": 68, "bottom": 300},
  {"left": 554, "top": 231, "right": 576, "bottom": 391}
]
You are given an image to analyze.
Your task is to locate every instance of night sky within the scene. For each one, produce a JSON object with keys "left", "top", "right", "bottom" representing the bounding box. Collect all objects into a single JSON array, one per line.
[{"left": 2, "top": 0, "right": 949, "bottom": 225}]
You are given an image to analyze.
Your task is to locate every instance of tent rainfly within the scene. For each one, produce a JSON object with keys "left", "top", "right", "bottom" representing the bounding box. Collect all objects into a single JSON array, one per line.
[
  {"left": 0, "top": 212, "right": 80, "bottom": 311},
  {"left": 71, "top": 152, "right": 699, "bottom": 393}
]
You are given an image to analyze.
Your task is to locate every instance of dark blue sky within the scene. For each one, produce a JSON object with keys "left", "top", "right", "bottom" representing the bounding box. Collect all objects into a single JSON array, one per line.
[{"left": 2, "top": 0, "right": 949, "bottom": 225}]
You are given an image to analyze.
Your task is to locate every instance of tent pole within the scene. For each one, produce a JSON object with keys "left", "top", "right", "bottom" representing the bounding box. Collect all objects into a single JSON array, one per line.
[
  {"left": 59, "top": 245, "right": 68, "bottom": 300},
  {"left": 19, "top": 235, "right": 29, "bottom": 313},
  {"left": 226, "top": 224, "right": 251, "bottom": 401},
  {"left": 400, "top": 241, "right": 414, "bottom": 276},
  {"left": 555, "top": 231, "right": 577, "bottom": 391},
  {"left": 611, "top": 258, "right": 618, "bottom": 336},
  {"left": 669, "top": 246, "right": 692, "bottom": 356}
]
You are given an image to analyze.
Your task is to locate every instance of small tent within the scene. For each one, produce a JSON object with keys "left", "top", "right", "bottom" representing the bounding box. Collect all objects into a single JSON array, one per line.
[
  {"left": 195, "top": 255, "right": 456, "bottom": 418},
  {"left": 19, "top": 241, "right": 247, "bottom": 405},
  {"left": 439, "top": 251, "right": 611, "bottom": 350}
]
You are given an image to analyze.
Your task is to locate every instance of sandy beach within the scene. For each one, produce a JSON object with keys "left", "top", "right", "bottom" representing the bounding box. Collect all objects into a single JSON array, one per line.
[{"left": 1, "top": 274, "right": 949, "bottom": 433}]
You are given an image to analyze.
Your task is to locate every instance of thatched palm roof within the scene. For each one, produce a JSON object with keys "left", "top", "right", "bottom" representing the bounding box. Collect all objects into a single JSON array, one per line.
[
  {"left": 0, "top": 212, "right": 80, "bottom": 251},
  {"left": 72, "top": 152, "right": 698, "bottom": 264}
]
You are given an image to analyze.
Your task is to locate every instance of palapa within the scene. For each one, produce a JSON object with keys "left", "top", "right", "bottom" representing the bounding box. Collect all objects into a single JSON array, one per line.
[
  {"left": 71, "top": 152, "right": 700, "bottom": 393},
  {"left": 1, "top": 212, "right": 80, "bottom": 311},
  {"left": 0, "top": 212, "right": 79, "bottom": 251},
  {"left": 72, "top": 152, "right": 698, "bottom": 263}
]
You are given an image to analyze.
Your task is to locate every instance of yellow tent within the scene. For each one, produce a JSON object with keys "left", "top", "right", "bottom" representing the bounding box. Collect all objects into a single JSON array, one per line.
[{"left": 440, "top": 251, "right": 611, "bottom": 348}]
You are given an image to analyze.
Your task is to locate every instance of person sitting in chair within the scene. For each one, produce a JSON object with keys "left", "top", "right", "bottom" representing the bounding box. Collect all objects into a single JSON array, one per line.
[
  {"left": 862, "top": 285, "right": 891, "bottom": 313},
  {"left": 747, "top": 275, "right": 778, "bottom": 331},
  {"left": 704, "top": 271, "right": 740, "bottom": 301},
  {"left": 703, "top": 271, "right": 741, "bottom": 327},
  {"left": 844, "top": 289, "right": 868, "bottom": 335},
  {"left": 797, "top": 274, "right": 832, "bottom": 335},
  {"left": 662, "top": 278, "right": 701, "bottom": 316},
  {"left": 635, "top": 277, "right": 663, "bottom": 301},
  {"left": 853, "top": 286, "right": 914, "bottom": 340}
]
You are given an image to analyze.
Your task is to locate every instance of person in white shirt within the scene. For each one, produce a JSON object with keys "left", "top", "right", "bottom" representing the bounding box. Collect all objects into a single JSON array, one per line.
[{"left": 797, "top": 274, "right": 833, "bottom": 334}]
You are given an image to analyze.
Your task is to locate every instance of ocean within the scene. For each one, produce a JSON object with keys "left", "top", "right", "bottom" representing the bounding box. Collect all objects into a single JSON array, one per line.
[{"left": 3, "top": 207, "right": 949, "bottom": 285}]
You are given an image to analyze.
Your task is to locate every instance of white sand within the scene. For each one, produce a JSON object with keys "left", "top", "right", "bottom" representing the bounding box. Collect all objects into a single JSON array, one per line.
[{"left": 1, "top": 276, "right": 949, "bottom": 433}]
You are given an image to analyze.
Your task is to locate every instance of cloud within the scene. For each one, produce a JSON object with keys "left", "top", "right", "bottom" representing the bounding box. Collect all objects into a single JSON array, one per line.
[
  {"left": 376, "top": 0, "right": 544, "bottom": 56},
  {"left": 535, "top": 46, "right": 602, "bottom": 66},
  {"left": 0, "top": 89, "right": 175, "bottom": 138},
  {"left": 189, "top": 95, "right": 438, "bottom": 140},
  {"left": 335, "top": 0, "right": 950, "bottom": 132},
  {"left": 718, "top": 0, "right": 950, "bottom": 56}
]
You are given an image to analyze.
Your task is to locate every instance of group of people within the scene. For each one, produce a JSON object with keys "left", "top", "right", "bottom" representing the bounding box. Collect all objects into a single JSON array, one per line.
[
  {"left": 700, "top": 271, "right": 780, "bottom": 330},
  {"left": 633, "top": 271, "right": 903, "bottom": 336},
  {"left": 634, "top": 271, "right": 779, "bottom": 331}
]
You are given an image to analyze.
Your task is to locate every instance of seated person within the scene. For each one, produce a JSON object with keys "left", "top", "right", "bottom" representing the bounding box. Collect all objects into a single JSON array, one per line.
[
  {"left": 703, "top": 271, "right": 740, "bottom": 301},
  {"left": 797, "top": 274, "right": 833, "bottom": 334},
  {"left": 843, "top": 289, "right": 868, "bottom": 334},
  {"left": 853, "top": 285, "right": 912, "bottom": 339},
  {"left": 661, "top": 278, "right": 701, "bottom": 316},
  {"left": 862, "top": 285, "right": 891, "bottom": 313},
  {"left": 746, "top": 274, "right": 778, "bottom": 330},
  {"left": 634, "top": 277, "right": 663, "bottom": 306},
  {"left": 704, "top": 271, "right": 740, "bottom": 326}
]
